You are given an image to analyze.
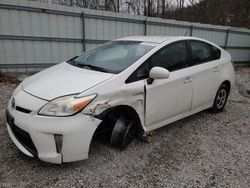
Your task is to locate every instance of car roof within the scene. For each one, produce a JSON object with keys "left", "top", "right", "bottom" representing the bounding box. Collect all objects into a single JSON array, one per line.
[
  {"left": 115, "top": 36, "right": 222, "bottom": 50},
  {"left": 116, "top": 36, "right": 174, "bottom": 43},
  {"left": 116, "top": 36, "right": 191, "bottom": 43},
  {"left": 116, "top": 36, "right": 214, "bottom": 44}
]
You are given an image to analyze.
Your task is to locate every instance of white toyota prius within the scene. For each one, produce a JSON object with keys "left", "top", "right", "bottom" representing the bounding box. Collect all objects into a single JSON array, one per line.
[{"left": 6, "top": 36, "right": 235, "bottom": 163}]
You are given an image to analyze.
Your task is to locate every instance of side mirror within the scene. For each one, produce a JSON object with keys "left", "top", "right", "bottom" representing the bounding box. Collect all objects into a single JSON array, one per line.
[{"left": 149, "top": 67, "right": 170, "bottom": 80}]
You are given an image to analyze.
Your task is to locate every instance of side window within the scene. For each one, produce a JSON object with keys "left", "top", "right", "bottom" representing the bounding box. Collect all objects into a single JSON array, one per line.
[
  {"left": 190, "top": 41, "right": 220, "bottom": 65},
  {"left": 211, "top": 45, "right": 221, "bottom": 60},
  {"left": 125, "top": 61, "right": 149, "bottom": 83},
  {"left": 137, "top": 62, "right": 149, "bottom": 78},
  {"left": 190, "top": 41, "right": 211, "bottom": 64},
  {"left": 125, "top": 41, "right": 188, "bottom": 84},
  {"left": 150, "top": 42, "right": 188, "bottom": 72}
]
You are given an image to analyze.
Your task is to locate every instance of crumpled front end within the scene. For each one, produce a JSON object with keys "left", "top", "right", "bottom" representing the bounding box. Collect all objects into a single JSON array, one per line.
[{"left": 6, "top": 86, "right": 101, "bottom": 164}]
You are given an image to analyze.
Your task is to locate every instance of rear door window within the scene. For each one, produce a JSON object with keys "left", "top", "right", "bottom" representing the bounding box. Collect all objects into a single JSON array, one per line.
[{"left": 189, "top": 41, "right": 221, "bottom": 66}]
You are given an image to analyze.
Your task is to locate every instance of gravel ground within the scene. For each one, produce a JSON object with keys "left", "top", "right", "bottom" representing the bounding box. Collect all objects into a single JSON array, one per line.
[{"left": 0, "top": 66, "right": 250, "bottom": 188}]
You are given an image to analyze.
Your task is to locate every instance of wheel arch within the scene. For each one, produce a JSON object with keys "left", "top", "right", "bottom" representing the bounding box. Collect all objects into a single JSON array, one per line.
[
  {"left": 95, "top": 105, "right": 144, "bottom": 135},
  {"left": 213, "top": 80, "right": 231, "bottom": 100},
  {"left": 221, "top": 80, "right": 231, "bottom": 92}
]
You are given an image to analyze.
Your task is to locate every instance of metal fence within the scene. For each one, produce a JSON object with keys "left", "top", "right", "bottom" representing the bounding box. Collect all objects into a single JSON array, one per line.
[{"left": 0, "top": 0, "right": 250, "bottom": 72}]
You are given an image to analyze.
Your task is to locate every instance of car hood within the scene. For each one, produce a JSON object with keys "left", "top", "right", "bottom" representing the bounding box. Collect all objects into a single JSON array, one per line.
[{"left": 22, "top": 62, "right": 114, "bottom": 100}]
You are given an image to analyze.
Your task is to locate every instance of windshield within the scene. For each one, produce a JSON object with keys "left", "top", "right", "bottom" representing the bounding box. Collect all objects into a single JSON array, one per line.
[{"left": 68, "top": 41, "right": 157, "bottom": 73}]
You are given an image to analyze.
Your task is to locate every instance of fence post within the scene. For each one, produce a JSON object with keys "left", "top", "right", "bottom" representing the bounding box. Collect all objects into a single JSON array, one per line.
[
  {"left": 144, "top": 18, "right": 148, "bottom": 36},
  {"left": 81, "top": 12, "right": 86, "bottom": 52},
  {"left": 190, "top": 25, "right": 193, "bottom": 36},
  {"left": 224, "top": 29, "right": 230, "bottom": 50}
]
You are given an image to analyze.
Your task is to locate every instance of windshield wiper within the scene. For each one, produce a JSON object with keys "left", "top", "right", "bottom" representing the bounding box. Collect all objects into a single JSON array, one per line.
[
  {"left": 80, "top": 64, "right": 109, "bottom": 73},
  {"left": 70, "top": 61, "right": 109, "bottom": 73}
]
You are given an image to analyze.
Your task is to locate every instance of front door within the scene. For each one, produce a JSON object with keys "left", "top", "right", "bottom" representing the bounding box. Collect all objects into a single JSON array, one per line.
[{"left": 145, "top": 41, "right": 192, "bottom": 130}]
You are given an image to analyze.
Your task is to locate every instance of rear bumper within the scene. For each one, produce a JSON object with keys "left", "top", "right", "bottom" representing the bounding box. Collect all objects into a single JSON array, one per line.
[{"left": 6, "top": 90, "right": 101, "bottom": 164}]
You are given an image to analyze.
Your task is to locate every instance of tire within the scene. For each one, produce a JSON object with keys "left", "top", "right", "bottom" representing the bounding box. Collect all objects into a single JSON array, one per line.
[
  {"left": 211, "top": 84, "right": 229, "bottom": 113},
  {"left": 110, "top": 116, "right": 137, "bottom": 150}
]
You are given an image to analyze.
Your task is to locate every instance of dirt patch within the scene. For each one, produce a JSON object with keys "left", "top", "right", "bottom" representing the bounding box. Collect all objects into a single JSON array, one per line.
[{"left": 0, "top": 73, "right": 21, "bottom": 85}]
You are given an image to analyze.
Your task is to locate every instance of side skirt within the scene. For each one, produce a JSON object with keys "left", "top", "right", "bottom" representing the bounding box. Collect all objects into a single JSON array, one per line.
[{"left": 145, "top": 102, "right": 213, "bottom": 132}]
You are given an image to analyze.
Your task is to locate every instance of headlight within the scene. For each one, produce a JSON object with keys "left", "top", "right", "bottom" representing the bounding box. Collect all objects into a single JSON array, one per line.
[{"left": 39, "top": 94, "right": 97, "bottom": 116}]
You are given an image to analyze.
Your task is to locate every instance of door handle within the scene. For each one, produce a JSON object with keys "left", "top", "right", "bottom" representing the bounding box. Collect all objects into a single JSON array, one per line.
[
  {"left": 213, "top": 67, "right": 220, "bottom": 72},
  {"left": 183, "top": 77, "right": 192, "bottom": 84}
]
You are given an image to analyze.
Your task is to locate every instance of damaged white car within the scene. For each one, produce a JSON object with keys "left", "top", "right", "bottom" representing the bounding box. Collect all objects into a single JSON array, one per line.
[{"left": 6, "top": 36, "right": 235, "bottom": 163}]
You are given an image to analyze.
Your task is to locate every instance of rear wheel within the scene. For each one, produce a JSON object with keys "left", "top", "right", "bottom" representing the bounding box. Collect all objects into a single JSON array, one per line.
[
  {"left": 211, "top": 84, "right": 229, "bottom": 113},
  {"left": 110, "top": 116, "right": 137, "bottom": 150}
]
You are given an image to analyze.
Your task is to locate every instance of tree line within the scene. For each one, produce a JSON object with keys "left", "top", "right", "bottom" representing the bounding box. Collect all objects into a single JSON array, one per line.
[{"left": 30, "top": 0, "right": 250, "bottom": 28}]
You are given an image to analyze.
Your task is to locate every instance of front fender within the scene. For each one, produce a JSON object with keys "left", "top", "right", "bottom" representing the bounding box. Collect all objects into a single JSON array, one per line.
[{"left": 82, "top": 82, "right": 145, "bottom": 127}]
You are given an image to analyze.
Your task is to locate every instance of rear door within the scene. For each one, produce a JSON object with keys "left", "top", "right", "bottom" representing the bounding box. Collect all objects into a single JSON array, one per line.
[{"left": 187, "top": 40, "right": 222, "bottom": 109}]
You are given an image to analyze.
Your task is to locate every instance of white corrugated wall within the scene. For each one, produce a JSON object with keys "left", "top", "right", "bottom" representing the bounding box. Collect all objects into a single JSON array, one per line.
[{"left": 0, "top": 0, "right": 249, "bottom": 72}]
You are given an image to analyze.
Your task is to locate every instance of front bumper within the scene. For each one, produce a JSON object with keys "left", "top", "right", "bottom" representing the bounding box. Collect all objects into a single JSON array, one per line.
[{"left": 6, "top": 89, "right": 101, "bottom": 164}]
